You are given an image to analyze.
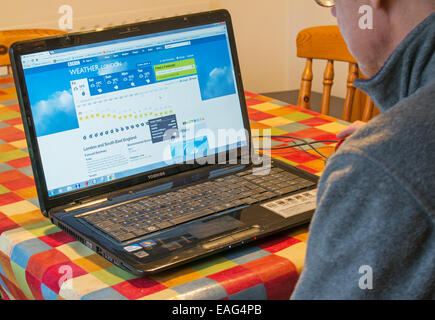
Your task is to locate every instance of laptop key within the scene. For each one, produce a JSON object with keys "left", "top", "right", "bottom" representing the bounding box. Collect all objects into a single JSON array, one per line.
[
  {"left": 280, "top": 186, "right": 298, "bottom": 194},
  {"left": 101, "top": 225, "right": 122, "bottom": 233},
  {"left": 241, "top": 198, "right": 258, "bottom": 204},
  {"left": 300, "top": 180, "right": 315, "bottom": 187},
  {"left": 210, "top": 205, "right": 226, "bottom": 212},
  {"left": 170, "top": 209, "right": 213, "bottom": 225},
  {"left": 223, "top": 203, "right": 235, "bottom": 209},
  {"left": 154, "top": 221, "right": 174, "bottom": 230},
  {"left": 122, "top": 225, "right": 142, "bottom": 233},
  {"left": 115, "top": 233, "right": 137, "bottom": 242},
  {"left": 144, "top": 226, "right": 159, "bottom": 233},
  {"left": 94, "top": 221, "right": 115, "bottom": 229}
]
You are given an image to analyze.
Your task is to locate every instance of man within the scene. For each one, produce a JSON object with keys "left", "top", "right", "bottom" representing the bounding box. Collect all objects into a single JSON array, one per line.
[{"left": 291, "top": 0, "right": 435, "bottom": 299}]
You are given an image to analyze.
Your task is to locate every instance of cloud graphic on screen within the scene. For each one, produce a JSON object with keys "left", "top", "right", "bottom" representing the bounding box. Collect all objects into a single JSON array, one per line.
[
  {"left": 203, "top": 66, "right": 236, "bottom": 100},
  {"left": 32, "top": 90, "right": 79, "bottom": 137}
]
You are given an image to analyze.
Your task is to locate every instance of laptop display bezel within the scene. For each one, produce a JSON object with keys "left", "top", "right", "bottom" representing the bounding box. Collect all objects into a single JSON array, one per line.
[{"left": 9, "top": 9, "right": 253, "bottom": 215}]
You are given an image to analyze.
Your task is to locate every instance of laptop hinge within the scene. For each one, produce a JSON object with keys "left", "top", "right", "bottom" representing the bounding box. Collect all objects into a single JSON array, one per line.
[{"left": 64, "top": 198, "right": 108, "bottom": 213}]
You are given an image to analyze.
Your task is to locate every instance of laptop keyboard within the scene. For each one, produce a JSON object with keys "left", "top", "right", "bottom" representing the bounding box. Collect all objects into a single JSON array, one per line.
[{"left": 80, "top": 167, "right": 315, "bottom": 242}]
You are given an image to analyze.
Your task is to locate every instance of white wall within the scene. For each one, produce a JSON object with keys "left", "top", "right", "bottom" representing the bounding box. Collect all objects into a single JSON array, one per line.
[
  {"left": 1, "top": 0, "right": 349, "bottom": 97},
  {"left": 211, "top": 0, "right": 349, "bottom": 97},
  {"left": 211, "top": 0, "right": 292, "bottom": 94},
  {"left": 0, "top": 0, "right": 211, "bottom": 31}
]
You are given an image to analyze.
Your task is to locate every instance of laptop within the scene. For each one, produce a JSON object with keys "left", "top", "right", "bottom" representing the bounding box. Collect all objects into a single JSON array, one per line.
[{"left": 10, "top": 9, "right": 318, "bottom": 275}]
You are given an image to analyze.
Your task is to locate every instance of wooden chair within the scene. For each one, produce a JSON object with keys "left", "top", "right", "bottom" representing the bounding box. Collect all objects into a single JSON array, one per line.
[
  {"left": 0, "top": 29, "right": 66, "bottom": 74},
  {"left": 296, "top": 25, "right": 379, "bottom": 122}
]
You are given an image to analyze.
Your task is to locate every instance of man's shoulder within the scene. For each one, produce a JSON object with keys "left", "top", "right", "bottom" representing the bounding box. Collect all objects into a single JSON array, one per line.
[
  {"left": 349, "top": 80, "right": 435, "bottom": 150},
  {"left": 330, "top": 82, "right": 435, "bottom": 216},
  {"left": 382, "top": 80, "right": 435, "bottom": 128},
  {"left": 294, "top": 83, "right": 435, "bottom": 300}
]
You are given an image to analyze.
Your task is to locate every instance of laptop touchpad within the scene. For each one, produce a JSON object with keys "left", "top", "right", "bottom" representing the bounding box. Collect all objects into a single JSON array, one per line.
[{"left": 186, "top": 215, "right": 245, "bottom": 240}]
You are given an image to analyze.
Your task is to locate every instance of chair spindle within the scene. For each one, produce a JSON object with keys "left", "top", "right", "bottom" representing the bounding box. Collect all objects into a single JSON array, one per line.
[
  {"left": 298, "top": 58, "right": 313, "bottom": 109},
  {"left": 321, "top": 60, "right": 334, "bottom": 115},
  {"left": 342, "top": 63, "right": 358, "bottom": 121}
]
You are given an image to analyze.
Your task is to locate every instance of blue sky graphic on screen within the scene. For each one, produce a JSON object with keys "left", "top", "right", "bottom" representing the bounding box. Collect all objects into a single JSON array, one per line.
[
  {"left": 24, "top": 29, "right": 237, "bottom": 138},
  {"left": 202, "top": 66, "right": 235, "bottom": 100},
  {"left": 30, "top": 89, "right": 80, "bottom": 137}
]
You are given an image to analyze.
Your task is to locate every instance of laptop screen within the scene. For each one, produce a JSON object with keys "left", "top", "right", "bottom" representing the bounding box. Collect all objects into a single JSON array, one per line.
[{"left": 20, "top": 22, "right": 247, "bottom": 197}]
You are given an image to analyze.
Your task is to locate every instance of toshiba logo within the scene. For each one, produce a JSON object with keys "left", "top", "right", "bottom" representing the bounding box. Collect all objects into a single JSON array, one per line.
[{"left": 148, "top": 172, "right": 165, "bottom": 180}]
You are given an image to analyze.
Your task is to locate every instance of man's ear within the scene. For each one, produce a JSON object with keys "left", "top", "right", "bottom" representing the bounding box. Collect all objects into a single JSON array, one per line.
[{"left": 370, "top": 0, "right": 382, "bottom": 9}]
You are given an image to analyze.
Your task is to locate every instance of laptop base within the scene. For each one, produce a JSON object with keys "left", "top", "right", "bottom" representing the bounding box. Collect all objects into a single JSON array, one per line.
[{"left": 51, "top": 159, "right": 317, "bottom": 275}]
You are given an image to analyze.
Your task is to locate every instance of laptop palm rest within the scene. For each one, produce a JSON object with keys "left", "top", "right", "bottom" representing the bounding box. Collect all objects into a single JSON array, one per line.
[{"left": 186, "top": 215, "right": 245, "bottom": 239}]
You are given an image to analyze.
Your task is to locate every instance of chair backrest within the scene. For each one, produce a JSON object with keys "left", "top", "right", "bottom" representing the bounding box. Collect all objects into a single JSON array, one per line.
[
  {"left": 0, "top": 29, "right": 66, "bottom": 73},
  {"left": 296, "top": 25, "right": 379, "bottom": 122}
]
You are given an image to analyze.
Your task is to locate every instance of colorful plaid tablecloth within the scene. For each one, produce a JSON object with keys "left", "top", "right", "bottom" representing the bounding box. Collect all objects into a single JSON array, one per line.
[{"left": 0, "top": 75, "right": 349, "bottom": 300}]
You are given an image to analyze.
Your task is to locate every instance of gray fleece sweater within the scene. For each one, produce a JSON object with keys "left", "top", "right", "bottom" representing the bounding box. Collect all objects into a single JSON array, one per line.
[{"left": 291, "top": 12, "right": 435, "bottom": 299}]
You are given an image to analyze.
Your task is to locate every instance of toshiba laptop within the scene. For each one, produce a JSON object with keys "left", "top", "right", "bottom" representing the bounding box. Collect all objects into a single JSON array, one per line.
[{"left": 10, "top": 10, "right": 318, "bottom": 275}]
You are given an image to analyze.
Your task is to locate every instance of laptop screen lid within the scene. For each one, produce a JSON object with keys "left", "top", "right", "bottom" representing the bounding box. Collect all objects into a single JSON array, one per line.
[{"left": 10, "top": 10, "right": 252, "bottom": 214}]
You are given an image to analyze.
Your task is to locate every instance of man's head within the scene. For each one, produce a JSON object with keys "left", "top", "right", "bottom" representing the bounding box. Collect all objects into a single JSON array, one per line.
[{"left": 317, "top": 0, "right": 435, "bottom": 77}]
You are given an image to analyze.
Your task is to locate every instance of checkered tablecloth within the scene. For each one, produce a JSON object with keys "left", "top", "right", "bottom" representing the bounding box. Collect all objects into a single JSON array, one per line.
[{"left": 0, "top": 76, "right": 348, "bottom": 300}]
